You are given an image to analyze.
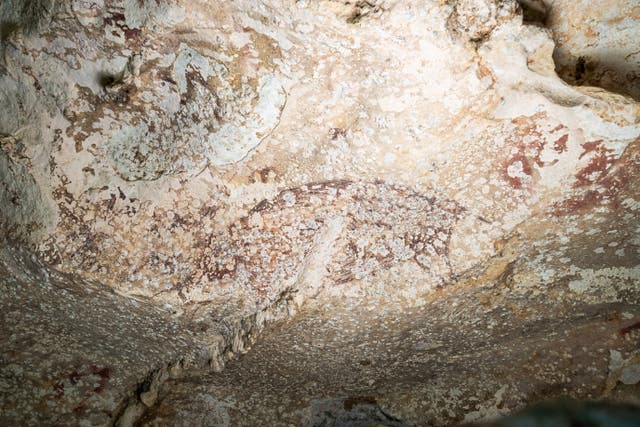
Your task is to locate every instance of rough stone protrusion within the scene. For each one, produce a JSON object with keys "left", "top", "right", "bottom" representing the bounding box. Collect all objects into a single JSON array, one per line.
[{"left": 448, "top": 0, "right": 519, "bottom": 42}]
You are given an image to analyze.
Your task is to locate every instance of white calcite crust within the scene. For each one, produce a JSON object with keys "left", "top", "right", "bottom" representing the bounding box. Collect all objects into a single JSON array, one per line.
[{"left": 1, "top": 0, "right": 639, "bottom": 425}]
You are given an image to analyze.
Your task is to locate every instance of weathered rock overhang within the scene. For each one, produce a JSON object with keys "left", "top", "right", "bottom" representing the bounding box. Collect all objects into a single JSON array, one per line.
[{"left": 1, "top": 0, "right": 639, "bottom": 425}]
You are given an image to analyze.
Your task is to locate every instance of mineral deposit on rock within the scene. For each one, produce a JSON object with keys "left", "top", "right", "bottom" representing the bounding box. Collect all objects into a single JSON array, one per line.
[{"left": 1, "top": 0, "right": 639, "bottom": 425}]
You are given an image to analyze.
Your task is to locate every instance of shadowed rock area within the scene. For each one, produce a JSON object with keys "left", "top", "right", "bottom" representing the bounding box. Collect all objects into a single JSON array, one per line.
[{"left": 1, "top": 0, "right": 639, "bottom": 425}]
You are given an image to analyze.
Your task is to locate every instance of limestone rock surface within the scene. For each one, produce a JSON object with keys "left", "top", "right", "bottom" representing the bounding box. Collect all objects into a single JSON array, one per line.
[{"left": 1, "top": 0, "right": 639, "bottom": 425}]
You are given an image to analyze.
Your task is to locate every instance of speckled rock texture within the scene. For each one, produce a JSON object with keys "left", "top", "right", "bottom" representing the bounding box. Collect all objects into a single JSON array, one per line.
[
  {"left": 0, "top": 244, "right": 205, "bottom": 425},
  {"left": 0, "top": 0, "right": 639, "bottom": 425}
]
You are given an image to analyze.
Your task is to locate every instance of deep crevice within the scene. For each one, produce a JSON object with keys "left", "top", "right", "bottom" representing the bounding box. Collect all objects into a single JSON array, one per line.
[
  {"left": 517, "top": 0, "right": 548, "bottom": 26},
  {"left": 553, "top": 51, "right": 640, "bottom": 101},
  {"left": 525, "top": 0, "right": 640, "bottom": 102}
]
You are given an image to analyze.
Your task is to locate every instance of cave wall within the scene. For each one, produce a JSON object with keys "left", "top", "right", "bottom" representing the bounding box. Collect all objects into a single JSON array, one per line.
[{"left": 1, "top": 0, "right": 639, "bottom": 425}]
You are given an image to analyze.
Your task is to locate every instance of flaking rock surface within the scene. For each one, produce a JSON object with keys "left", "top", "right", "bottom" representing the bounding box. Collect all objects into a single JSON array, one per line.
[{"left": 1, "top": 0, "right": 639, "bottom": 425}]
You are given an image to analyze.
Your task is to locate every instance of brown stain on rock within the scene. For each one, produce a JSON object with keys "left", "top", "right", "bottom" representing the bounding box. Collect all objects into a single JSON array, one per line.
[
  {"left": 574, "top": 140, "right": 616, "bottom": 187},
  {"left": 189, "top": 180, "right": 465, "bottom": 306},
  {"left": 554, "top": 136, "right": 640, "bottom": 215},
  {"left": 553, "top": 134, "right": 569, "bottom": 153},
  {"left": 501, "top": 115, "right": 573, "bottom": 191}
]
